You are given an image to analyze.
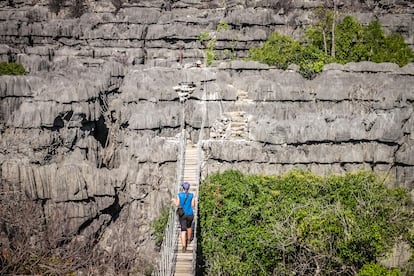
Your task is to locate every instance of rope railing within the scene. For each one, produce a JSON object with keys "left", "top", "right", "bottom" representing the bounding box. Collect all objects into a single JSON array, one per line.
[
  {"left": 191, "top": 73, "right": 208, "bottom": 275},
  {"left": 155, "top": 69, "right": 208, "bottom": 275},
  {"left": 154, "top": 103, "right": 187, "bottom": 276}
]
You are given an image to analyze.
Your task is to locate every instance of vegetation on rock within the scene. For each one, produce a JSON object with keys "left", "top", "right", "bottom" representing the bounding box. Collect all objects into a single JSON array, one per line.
[
  {"left": 151, "top": 207, "right": 170, "bottom": 248},
  {"left": 0, "top": 62, "right": 26, "bottom": 75},
  {"left": 248, "top": 14, "right": 414, "bottom": 79},
  {"left": 199, "top": 21, "right": 237, "bottom": 66},
  {"left": 198, "top": 170, "right": 413, "bottom": 275}
]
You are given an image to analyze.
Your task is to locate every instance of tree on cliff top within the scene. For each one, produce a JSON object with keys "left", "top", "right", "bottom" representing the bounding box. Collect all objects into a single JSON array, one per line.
[
  {"left": 306, "top": 13, "right": 414, "bottom": 66},
  {"left": 248, "top": 14, "right": 413, "bottom": 79}
]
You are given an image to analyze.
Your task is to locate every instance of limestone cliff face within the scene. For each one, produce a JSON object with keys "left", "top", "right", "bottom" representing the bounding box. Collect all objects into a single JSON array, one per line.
[
  {"left": 0, "top": 0, "right": 413, "bottom": 271},
  {"left": 0, "top": 62, "right": 179, "bottom": 266},
  {"left": 0, "top": 0, "right": 413, "bottom": 71}
]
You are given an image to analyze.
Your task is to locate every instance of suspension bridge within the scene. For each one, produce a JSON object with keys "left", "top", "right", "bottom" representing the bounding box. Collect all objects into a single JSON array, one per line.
[
  {"left": 154, "top": 141, "right": 200, "bottom": 276},
  {"left": 154, "top": 77, "right": 205, "bottom": 276},
  {"left": 174, "top": 143, "right": 198, "bottom": 275}
]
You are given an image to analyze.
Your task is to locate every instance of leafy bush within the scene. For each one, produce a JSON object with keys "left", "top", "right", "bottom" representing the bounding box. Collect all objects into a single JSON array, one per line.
[
  {"left": 358, "top": 263, "right": 401, "bottom": 276},
  {"left": 151, "top": 207, "right": 170, "bottom": 248},
  {"left": 198, "top": 170, "right": 413, "bottom": 275},
  {"left": 324, "top": 17, "right": 414, "bottom": 66},
  {"left": 247, "top": 32, "right": 332, "bottom": 78},
  {"left": 248, "top": 15, "right": 413, "bottom": 78},
  {"left": 217, "top": 21, "right": 229, "bottom": 32},
  {"left": 199, "top": 21, "right": 237, "bottom": 66},
  {"left": 0, "top": 62, "right": 26, "bottom": 75}
]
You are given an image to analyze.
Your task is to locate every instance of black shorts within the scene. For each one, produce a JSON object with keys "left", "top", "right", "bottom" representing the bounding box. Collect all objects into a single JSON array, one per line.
[{"left": 179, "top": 214, "right": 194, "bottom": 231}]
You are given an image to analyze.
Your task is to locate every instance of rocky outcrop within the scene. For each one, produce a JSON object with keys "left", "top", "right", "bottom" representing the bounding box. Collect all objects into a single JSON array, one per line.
[
  {"left": 0, "top": 62, "right": 179, "bottom": 270},
  {"left": 0, "top": 0, "right": 413, "bottom": 72},
  {"left": 191, "top": 62, "right": 413, "bottom": 191}
]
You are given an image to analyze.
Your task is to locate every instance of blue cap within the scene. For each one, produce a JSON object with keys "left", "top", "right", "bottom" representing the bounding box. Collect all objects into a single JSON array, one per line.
[{"left": 182, "top": 182, "right": 190, "bottom": 190}]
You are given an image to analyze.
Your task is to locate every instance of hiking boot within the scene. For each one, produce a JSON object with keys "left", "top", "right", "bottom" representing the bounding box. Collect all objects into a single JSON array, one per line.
[{"left": 182, "top": 246, "right": 186, "bottom": 253}]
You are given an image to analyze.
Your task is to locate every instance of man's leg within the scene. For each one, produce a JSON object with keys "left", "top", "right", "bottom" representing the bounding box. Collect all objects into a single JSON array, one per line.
[
  {"left": 179, "top": 216, "right": 188, "bottom": 252},
  {"left": 187, "top": 227, "right": 192, "bottom": 244},
  {"left": 186, "top": 215, "right": 193, "bottom": 244},
  {"left": 181, "top": 231, "right": 187, "bottom": 252}
]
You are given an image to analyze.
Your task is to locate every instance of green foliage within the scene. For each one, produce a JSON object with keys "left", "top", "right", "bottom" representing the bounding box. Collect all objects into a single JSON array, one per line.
[
  {"left": 360, "top": 20, "right": 413, "bottom": 66},
  {"left": 199, "top": 170, "right": 413, "bottom": 275},
  {"left": 358, "top": 263, "right": 401, "bottom": 276},
  {"left": 205, "top": 37, "right": 218, "bottom": 66},
  {"left": 217, "top": 21, "right": 229, "bottom": 32},
  {"left": 247, "top": 32, "right": 301, "bottom": 69},
  {"left": 330, "top": 16, "right": 364, "bottom": 62},
  {"left": 247, "top": 32, "right": 332, "bottom": 79},
  {"left": 306, "top": 7, "right": 334, "bottom": 54},
  {"left": 151, "top": 207, "right": 170, "bottom": 247},
  {"left": 199, "top": 32, "right": 217, "bottom": 66},
  {"left": 199, "top": 21, "right": 237, "bottom": 66},
  {"left": 0, "top": 62, "right": 26, "bottom": 76},
  {"left": 198, "top": 32, "right": 210, "bottom": 44},
  {"left": 248, "top": 14, "right": 413, "bottom": 78}
]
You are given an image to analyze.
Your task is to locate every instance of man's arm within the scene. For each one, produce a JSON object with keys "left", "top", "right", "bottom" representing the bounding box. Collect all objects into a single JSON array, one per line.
[{"left": 171, "top": 196, "right": 180, "bottom": 207}]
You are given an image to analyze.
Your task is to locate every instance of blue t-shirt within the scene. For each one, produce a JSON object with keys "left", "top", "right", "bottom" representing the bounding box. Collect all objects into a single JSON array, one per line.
[{"left": 178, "top": 192, "right": 194, "bottom": 215}]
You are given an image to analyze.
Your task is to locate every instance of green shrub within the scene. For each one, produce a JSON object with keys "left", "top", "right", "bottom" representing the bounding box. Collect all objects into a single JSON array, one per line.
[
  {"left": 247, "top": 32, "right": 302, "bottom": 69},
  {"left": 358, "top": 263, "right": 401, "bottom": 276},
  {"left": 151, "top": 207, "right": 170, "bottom": 247},
  {"left": 248, "top": 15, "right": 413, "bottom": 78},
  {"left": 217, "top": 21, "right": 229, "bottom": 32},
  {"left": 198, "top": 170, "right": 413, "bottom": 275},
  {"left": 0, "top": 62, "right": 26, "bottom": 75},
  {"left": 329, "top": 17, "right": 414, "bottom": 66},
  {"left": 199, "top": 32, "right": 210, "bottom": 44},
  {"left": 199, "top": 21, "right": 236, "bottom": 66},
  {"left": 247, "top": 32, "right": 332, "bottom": 78}
]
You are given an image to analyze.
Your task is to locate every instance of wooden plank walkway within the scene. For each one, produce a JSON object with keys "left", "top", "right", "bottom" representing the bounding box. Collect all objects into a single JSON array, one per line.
[{"left": 174, "top": 143, "right": 198, "bottom": 276}]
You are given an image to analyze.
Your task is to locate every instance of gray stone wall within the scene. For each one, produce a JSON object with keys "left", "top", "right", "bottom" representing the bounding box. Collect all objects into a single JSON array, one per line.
[
  {"left": 195, "top": 62, "right": 414, "bottom": 191},
  {"left": 0, "top": 0, "right": 413, "bottom": 73}
]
